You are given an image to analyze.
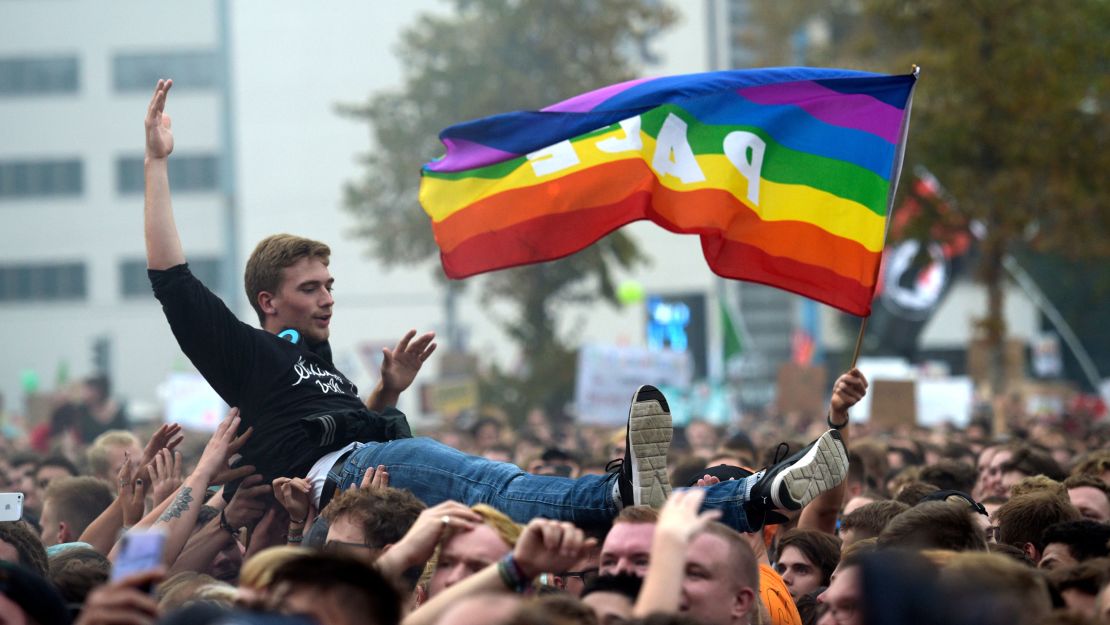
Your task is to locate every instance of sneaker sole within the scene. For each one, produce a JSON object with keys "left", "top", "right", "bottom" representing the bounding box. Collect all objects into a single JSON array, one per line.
[
  {"left": 627, "top": 385, "right": 672, "bottom": 509},
  {"left": 770, "top": 429, "right": 848, "bottom": 510}
]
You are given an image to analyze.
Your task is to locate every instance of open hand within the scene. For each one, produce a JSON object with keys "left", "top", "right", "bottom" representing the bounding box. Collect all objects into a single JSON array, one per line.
[
  {"left": 225, "top": 474, "right": 272, "bottom": 530},
  {"left": 148, "top": 448, "right": 184, "bottom": 507},
  {"left": 144, "top": 79, "right": 174, "bottom": 160},
  {"left": 356, "top": 464, "right": 390, "bottom": 491},
  {"left": 380, "top": 330, "right": 437, "bottom": 394},
  {"left": 378, "top": 500, "right": 481, "bottom": 573},
  {"left": 196, "top": 408, "right": 253, "bottom": 485},
  {"left": 117, "top": 456, "right": 148, "bottom": 527},
  {"left": 655, "top": 489, "right": 721, "bottom": 545}
]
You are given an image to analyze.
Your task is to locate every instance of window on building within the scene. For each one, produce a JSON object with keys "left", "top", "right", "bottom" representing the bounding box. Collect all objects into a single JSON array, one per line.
[
  {"left": 0, "top": 263, "right": 86, "bottom": 302},
  {"left": 120, "top": 257, "right": 222, "bottom": 297},
  {"left": 0, "top": 159, "right": 83, "bottom": 198},
  {"left": 116, "top": 154, "right": 219, "bottom": 193},
  {"left": 112, "top": 51, "right": 221, "bottom": 92},
  {"left": 0, "top": 56, "right": 79, "bottom": 95}
]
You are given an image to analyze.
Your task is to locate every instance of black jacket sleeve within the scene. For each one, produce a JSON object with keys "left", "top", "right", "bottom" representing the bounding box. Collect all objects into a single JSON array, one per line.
[{"left": 149, "top": 264, "right": 257, "bottom": 407}]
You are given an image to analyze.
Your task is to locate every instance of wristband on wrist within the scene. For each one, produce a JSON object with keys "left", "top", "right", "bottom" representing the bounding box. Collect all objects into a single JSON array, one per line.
[
  {"left": 218, "top": 510, "right": 238, "bottom": 536},
  {"left": 497, "top": 553, "right": 531, "bottom": 593},
  {"left": 287, "top": 533, "right": 304, "bottom": 544},
  {"left": 827, "top": 412, "right": 849, "bottom": 430}
]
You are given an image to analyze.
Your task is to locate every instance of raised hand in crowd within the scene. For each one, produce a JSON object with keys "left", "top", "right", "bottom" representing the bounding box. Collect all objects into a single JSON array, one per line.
[
  {"left": 224, "top": 474, "right": 272, "bottom": 532},
  {"left": 402, "top": 517, "right": 596, "bottom": 625},
  {"left": 148, "top": 448, "right": 183, "bottom": 507},
  {"left": 139, "top": 422, "right": 183, "bottom": 474},
  {"left": 368, "top": 329, "right": 437, "bottom": 411},
  {"left": 635, "top": 488, "right": 721, "bottom": 617},
  {"left": 375, "top": 500, "right": 482, "bottom": 579},
  {"left": 512, "top": 517, "right": 596, "bottom": 579},
  {"left": 829, "top": 367, "right": 868, "bottom": 425},
  {"left": 118, "top": 457, "right": 148, "bottom": 528},
  {"left": 114, "top": 409, "right": 245, "bottom": 566},
  {"left": 144, "top": 78, "right": 174, "bottom": 160},
  {"left": 207, "top": 413, "right": 254, "bottom": 487},
  {"left": 74, "top": 568, "right": 164, "bottom": 625},
  {"left": 244, "top": 502, "right": 291, "bottom": 561},
  {"left": 273, "top": 476, "right": 312, "bottom": 523}
]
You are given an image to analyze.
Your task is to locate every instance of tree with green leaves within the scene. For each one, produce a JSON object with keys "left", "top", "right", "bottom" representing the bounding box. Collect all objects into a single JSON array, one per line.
[
  {"left": 747, "top": 0, "right": 1109, "bottom": 397},
  {"left": 862, "top": 0, "right": 1109, "bottom": 397},
  {"left": 343, "top": 0, "right": 676, "bottom": 422}
]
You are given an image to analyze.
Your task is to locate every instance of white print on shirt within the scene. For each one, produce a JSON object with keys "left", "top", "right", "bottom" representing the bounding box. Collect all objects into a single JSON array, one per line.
[{"left": 292, "top": 357, "right": 350, "bottom": 394}]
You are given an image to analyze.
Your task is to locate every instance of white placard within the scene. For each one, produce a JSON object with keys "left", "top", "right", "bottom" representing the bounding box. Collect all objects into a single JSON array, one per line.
[
  {"left": 158, "top": 372, "right": 227, "bottom": 432},
  {"left": 916, "top": 377, "right": 974, "bottom": 427},
  {"left": 575, "top": 344, "right": 693, "bottom": 425}
]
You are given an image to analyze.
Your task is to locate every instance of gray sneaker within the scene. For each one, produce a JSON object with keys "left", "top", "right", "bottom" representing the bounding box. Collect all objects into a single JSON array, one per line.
[
  {"left": 612, "top": 385, "right": 672, "bottom": 509},
  {"left": 748, "top": 429, "right": 849, "bottom": 511}
]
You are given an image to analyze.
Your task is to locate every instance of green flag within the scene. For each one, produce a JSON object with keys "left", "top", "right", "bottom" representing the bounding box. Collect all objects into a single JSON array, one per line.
[{"left": 721, "top": 298, "right": 743, "bottom": 363}]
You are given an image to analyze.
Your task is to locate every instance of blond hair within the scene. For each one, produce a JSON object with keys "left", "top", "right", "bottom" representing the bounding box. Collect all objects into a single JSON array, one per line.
[
  {"left": 239, "top": 545, "right": 310, "bottom": 590},
  {"left": 243, "top": 234, "right": 331, "bottom": 324},
  {"left": 86, "top": 430, "right": 139, "bottom": 478}
]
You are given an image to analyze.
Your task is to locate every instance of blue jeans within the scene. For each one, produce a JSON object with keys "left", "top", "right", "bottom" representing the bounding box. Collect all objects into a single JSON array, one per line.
[{"left": 334, "top": 437, "right": 756, "bottom": 532}]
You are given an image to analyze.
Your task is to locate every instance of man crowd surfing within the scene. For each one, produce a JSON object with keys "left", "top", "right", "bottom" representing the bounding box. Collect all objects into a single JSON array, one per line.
[{"left": 1, "top": 79, "right": 1109, "bottom": 625}]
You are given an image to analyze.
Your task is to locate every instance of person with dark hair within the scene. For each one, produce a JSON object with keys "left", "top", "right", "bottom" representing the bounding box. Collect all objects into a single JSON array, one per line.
[
  {"left": 892, "top": 481, "right": 940, "bottom": 507},
  {"left": 838, "top": 500, "right": 909, "bottom": 547},
  {"left": 1038, "top": 520, "right": 1110, "bottom": 570},
  {"left": 49, "top": 547, "right": 110, "bottom": 620},
  {"left": 269, "top": 552, "right": 402, "bottom": 625},
  {"left": 319, "top": 486, "right": 426, "bottom": 558},
  {"left": 1047, "top": 558, "right": 1110, "bottom": 619},
  {"left": 919, "top": 460, "right": 977, "bottom": 495},
  {"left": 774, "top": 529, "right": 841, "bottom": 599},
  {"left": 998, "top": 445, "right": 1067, "bottom": 495},
  {"left": 33, "top": 456, "right": 81, "bottom": 493},
  {"left": 581, "top": 573, "right": 644, "bottom": 625},
  {"left": 74, "top": 374, "right": 130, "bottom": 444},
  {"left": 0, "top": 560, "right": 73, "bottom": 625},
  {"left": 876, "top": 501, "right": 988, "bottom": 552},
  {"left": 995, "top": 491, "right": 1081, "bottom": 563},
  {"left": 0, "top": 520, "right": 50, "bottom": 577},
  {"left": 1064, "top": 475, "right": 1110, "bottom": 523}
]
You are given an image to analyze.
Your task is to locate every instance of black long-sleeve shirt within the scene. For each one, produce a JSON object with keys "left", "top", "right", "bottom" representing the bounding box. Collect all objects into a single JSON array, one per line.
[{"left": 149, "top": 264, "right": 370, "bottom": 488}]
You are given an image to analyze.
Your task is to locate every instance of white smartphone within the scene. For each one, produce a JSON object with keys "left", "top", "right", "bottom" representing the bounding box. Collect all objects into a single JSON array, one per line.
[
  {"left": 0, "top": 493, "right": 23, "bottom": 522},
  {"left": 112, "top": 529, "right": 167, "bottom": 582}
]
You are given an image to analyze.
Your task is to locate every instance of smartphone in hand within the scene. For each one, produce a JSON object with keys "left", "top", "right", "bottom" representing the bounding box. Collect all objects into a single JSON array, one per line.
[
  {"left": 112, "top": 529, "right": 167, "bottom": 584},
  {"left": 0, "top": 493, "right": 23, "bottom": 522}
]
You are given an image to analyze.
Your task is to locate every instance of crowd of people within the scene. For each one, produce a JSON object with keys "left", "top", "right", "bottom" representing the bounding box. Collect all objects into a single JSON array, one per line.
[
  {"left": 3, "top": 368, "right": 1110, "bottom": 625},
  {"left": 3, "top": 78, "right": 1110, "bottom": 625}
]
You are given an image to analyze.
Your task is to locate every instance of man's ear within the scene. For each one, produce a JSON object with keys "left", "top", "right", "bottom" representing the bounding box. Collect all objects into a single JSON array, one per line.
[
  {"left": 257, "top": 291, "right": 277, "bottom": 316},
  {"left": 733, "top": 586, "right": 759, "bottom": 622},
  {"left": 1023, "top": 542, "right": 1041, "bottom": 563},
  {"left": 57, "top": 520, "right": 71, "bottom": 545}
]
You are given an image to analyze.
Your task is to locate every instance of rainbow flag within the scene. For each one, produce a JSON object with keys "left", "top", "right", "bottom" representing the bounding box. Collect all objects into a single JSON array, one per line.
[{"left": 419, "top": 67, "right": 917, "bottom": 316}]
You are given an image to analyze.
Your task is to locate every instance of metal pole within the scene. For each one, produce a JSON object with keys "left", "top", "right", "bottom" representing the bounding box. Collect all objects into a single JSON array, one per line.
[{"left": 1002, "top": 255, "right": 1102, "bottom": 392}]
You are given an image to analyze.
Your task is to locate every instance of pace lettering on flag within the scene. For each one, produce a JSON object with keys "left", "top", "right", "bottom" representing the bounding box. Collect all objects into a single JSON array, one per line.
[{"left": 419, "top": 67, "right": 917, "bottom": 316}]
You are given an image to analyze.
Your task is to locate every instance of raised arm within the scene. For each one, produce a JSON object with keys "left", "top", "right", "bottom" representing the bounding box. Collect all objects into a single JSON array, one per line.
[
  {"left": 798, "top": 368, "right": 867, "bottom": 534},
  {"left": 367, "top": 329, "right": 437, "bottom": 411},
  {"left": 144, "top": 78, "right": 185, "bottom": 270}
]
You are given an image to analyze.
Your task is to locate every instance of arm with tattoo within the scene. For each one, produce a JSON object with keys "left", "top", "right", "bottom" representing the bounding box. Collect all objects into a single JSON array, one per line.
[{"left": 110, "top": 410, "right": 244, "bottom": 566}]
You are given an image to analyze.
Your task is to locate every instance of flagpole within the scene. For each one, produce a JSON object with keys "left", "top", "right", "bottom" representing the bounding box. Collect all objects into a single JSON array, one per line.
[{"left": 849, "top": 316, "right": 869, "bottom": 369}]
